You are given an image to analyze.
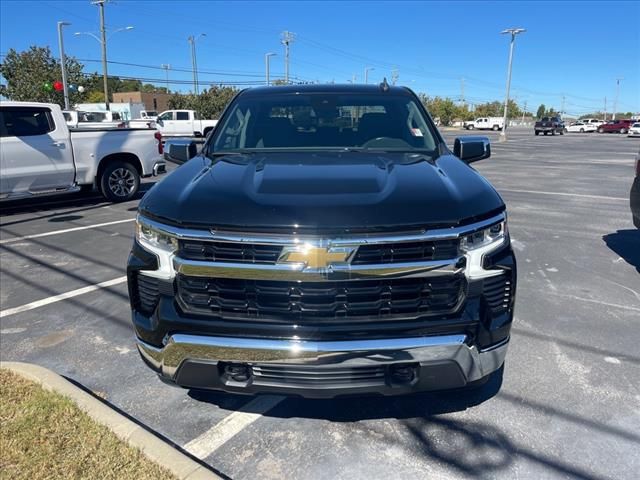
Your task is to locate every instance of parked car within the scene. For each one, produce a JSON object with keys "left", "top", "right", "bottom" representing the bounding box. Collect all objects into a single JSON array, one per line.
[
  {"left": 139, "top": 110, "right": 158, "bottom": 120},
  {"left": 464, "top": 117, "right": 504, "bottom": 131},
  {"left": 0, "top": 101, "right": 165, "bottom": 202},
  {"left": 597, "top": 119, "right": 633, "bottom": 134},
  {"left": 534, "top": 116, "right": 565, "bottom": 135},
  {"left": 155, "top": 110, "right": 218, "bottom": 138},
  {"left": 129, "top": 84, "right": 516, "bottom": 399},
  {"left": 628, "top": 122, "right": 640, "bottom": 137},
  {"left": 63, "top": 110, "right": 125, "bottom": 129},
  {"left": 566, "top": 121, "right": 597, "bottom": 133},
  {"left": 580, "top": 118, "right": 605, "bottom": 128},
  {"left": 632, "top": 150, "right": 640, "bottom": 228}
]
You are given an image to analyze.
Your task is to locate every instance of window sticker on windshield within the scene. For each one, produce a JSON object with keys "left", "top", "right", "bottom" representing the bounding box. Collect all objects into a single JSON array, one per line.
[{"left": 411, "top": 128, "right": 423, "bottom": 137}]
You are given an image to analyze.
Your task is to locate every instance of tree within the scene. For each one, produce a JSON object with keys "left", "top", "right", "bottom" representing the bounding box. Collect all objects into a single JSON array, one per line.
[
  {"left": 0, "top": 46, "right": 86, "bottom": 107},
  {"left": 167, "top": 86, "right": 239, "bottom": 119},
  {"left": 536, "top": 104, "right": 546, "bottom": 119}
]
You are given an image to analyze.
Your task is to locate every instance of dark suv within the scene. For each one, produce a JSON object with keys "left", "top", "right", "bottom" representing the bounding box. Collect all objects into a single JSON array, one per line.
[
  {"left": 598, "top": 119, "right": 633, "bottom": 134},
  {"left": 535, "top": 116, "right": 565, "bottom": 136},
  {"left": 128, "top": 84, "right": 516, "bottom": 398}
]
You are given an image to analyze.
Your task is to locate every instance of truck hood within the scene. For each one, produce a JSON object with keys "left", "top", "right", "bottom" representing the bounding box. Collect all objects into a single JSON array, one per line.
[{"left": 140, "top": 151, "right": 504, "bottom": 232}]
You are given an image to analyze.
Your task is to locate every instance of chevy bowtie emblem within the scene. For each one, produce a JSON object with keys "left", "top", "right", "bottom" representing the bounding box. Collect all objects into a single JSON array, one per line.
[{"left": 278, "top": 245, "right": 355, "bottom": 269}]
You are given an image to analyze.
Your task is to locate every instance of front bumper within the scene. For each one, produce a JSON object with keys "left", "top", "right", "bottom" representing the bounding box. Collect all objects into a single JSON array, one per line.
[{"left": 137, "top": 333, "right": 509, "bottom": 398}]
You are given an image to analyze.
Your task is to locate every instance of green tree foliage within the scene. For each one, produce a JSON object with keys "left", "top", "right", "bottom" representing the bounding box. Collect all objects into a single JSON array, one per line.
[
  {"left": 418, "top": 94, "right": 470, "bottom": 125},
  {"left": 167, "top": 86, "right": 239, "bottom": 119},
  {"left": 0, "top": 46, "right": 86, "bottom": 107},
  {"left": 536, "top": 104, "right": 546, "bottom": 119}
]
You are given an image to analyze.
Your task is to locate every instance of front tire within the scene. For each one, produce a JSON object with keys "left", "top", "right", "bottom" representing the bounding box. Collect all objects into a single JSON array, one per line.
[
  {"left": 467, "top": 125, "right": 474, "bottom": 130},
  {"left": 535, "top": 131, "right": 540, "bottom": 136},
  {"left": 99, "top": 161, "right": 140, "bottom": 202},
  {"left": 598, "top": 127, "right": 605, "bottom": 133},
  {"left": 492, "top": 125, "right": 499, "bottom": 131},
  {"left": 620, "top": 128, "right": 628, "bottom": 134},
  {"left": 579, "top": 128, "right": 584, "bottom": 133}
]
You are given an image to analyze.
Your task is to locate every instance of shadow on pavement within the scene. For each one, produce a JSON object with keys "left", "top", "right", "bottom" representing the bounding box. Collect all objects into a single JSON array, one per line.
[
  {"left": 0, "top": 182, "right": 156, "bottom": 222},
  {"left": 603, "top": 229, "right": 640, "bottom": 273}
]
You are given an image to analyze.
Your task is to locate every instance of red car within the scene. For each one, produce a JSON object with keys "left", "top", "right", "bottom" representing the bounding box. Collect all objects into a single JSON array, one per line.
[{"left": 597, "top": 119, "right": 633, "bottom": 134}]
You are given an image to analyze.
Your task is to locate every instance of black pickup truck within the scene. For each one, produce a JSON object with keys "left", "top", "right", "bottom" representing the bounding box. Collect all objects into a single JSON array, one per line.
[
  {"left": 128, "top": 84, "right": 516, "bottom": 398},
  {"left": 534, "top": 116, "right": 565, "bottom": 136}
]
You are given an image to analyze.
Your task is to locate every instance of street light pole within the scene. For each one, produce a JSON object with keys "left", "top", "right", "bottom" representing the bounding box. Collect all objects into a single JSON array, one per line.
[
  {"left": 161, "top": 64, "right": 171, "bottom": 92},
  {"left": 90, "top": 0, "right": 111, "bottom": 110},
  {"left": 499, "top": 27, "right": 525, "bottom": 142},
  {"left": 188, "top": 34, "right": 205, "bottom": 95},
  {"left": 265, "top": 53, "right": 276, "bottom": 85},
  {"left": 364, "top": 67, "right": 374, "bottom": 84},
  {"left": 57, "top": 21, "right": 71, "bottom": 110},
  {"left": 613, "top": 78, "right": 623, "bottom": 120}
]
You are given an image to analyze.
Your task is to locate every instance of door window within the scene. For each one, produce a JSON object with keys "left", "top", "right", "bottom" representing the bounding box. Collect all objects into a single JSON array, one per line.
[
  {"left": 176, "top": 111, "right": 190, "bottom": 121},
  {"left": 0, "top": 107, "right": 54, "bottom": 137},
  {"left": 158, "top": 111, "right": 174, "bottom": 121}
]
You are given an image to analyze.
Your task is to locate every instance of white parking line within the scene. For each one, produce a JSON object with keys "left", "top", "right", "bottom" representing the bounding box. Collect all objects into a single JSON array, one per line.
[
  {"left": 0, "top": 276, "right": 127, "bottom": 318},
  {"left": 184, "top": 395, "right": 285, "bottom": 459},
  {"left": 497, "top": 188, "right": 627, "bottom": 202},
  {"left": 0, "top": 218, "right": 135, "bottom": 245}
]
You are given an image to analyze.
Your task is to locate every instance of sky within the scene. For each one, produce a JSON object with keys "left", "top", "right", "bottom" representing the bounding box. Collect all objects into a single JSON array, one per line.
[{"left": 1, "top": 0, "right": 639, "bottom": 116}]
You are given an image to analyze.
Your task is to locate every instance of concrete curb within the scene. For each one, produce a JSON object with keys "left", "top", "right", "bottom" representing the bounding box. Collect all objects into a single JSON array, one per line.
[{"left": 0, "top": 361, "right": 220, "bottom": 480}]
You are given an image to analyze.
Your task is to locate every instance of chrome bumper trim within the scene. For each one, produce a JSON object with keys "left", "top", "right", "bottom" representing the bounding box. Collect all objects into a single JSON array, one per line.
[
  {"left": 139, "top": 212, "right": 505, "bottom": 245},
  {"left": 137, "top": 334, "right": 509, "bottom": 382},
  {"left": 173, "top": 256, "right": 465, "bottom": 281}
]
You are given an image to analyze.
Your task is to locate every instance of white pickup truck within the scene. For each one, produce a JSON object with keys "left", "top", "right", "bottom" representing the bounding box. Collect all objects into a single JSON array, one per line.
[
  {"left": 155, "top": 109, "right": 218, "bottom": 138},
  {"left": 63, "top": 110, "right": 125, "bottom": 129},
  {"left": 464, "top": 117, "right": 504, "bottom": 131},
  {"left": 0, "top": 101, "right": 166, "bottom": 202}
]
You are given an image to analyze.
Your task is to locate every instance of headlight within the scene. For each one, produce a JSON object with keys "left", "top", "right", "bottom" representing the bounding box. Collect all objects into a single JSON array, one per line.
[
  {"left": 136, "top": 218, "right": 178, "bottom": 253},
  {"left": 460, "top": 219, "right": 507, "bottom": 279},
  {"left": 135, "top": 216, "right": 178, "bottom": 278}
]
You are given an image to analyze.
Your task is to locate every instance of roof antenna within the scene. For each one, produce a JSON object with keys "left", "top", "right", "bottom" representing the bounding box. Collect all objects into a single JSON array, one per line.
[{"left": 380, "top": 77, "right": 390, "bottom": 92}]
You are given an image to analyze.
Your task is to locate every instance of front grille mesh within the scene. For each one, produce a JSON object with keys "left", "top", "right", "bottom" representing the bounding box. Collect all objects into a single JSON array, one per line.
[
  {"left": 352, "top": 239, "right": 459, "bottom": 264},
  {"left": 179, "top": 240, "right": 282, "bottom": 264},
  {"left": 251, "top": 365, "right": 386, "bottom": 387},
  {"left": 177, "top": 275, "right": 465, "bottom": 322}
]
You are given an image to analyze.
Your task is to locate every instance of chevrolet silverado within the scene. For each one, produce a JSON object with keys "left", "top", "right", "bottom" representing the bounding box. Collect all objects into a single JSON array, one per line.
[{"left": 128, "top": 84, "right": 517, "bottom": 398}]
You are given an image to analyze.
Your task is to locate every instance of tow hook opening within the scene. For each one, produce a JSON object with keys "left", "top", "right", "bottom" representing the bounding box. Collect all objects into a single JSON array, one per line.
[
  {"left": 221, "top": 363, "right": 252, "bottom": 383},
  {"left": 389, "top": 363, "right": 419, "bottom": 385}
]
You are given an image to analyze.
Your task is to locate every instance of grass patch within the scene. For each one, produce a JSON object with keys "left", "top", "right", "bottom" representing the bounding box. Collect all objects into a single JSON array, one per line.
[{"left": 0, "top": 369, "right": 176, "bottom": 480}]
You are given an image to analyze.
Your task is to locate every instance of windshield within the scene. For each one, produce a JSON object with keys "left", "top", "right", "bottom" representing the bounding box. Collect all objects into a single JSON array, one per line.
[{"left": 211, "top": 92, "right": 437, "bottom": 154}]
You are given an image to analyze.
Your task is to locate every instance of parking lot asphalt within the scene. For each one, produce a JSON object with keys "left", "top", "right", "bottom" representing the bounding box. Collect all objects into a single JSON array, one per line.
[{"left": 1, "top": 128, "right": 639, "bottom": 479}]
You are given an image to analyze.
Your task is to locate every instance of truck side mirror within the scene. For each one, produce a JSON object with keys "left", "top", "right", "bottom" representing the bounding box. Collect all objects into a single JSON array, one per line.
[
  {"left": 164, "top": 139, "right": 198, "bottom": 165},
  {"left": 453, "top": 136, "right": 491, "bottom": 164}
]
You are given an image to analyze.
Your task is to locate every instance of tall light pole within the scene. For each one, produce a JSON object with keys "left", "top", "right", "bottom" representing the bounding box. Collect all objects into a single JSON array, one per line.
[
  {"left": 57, "top": 21, "right": 71, "bottom": 110},
  {"left": 75, "top": 22, "right": 133, "bottom": 111},
  {"left": 265, "top": 52, "right": 276, "bottom": 85},
  {"left": 188, "top": 34, "right": 206, "bottom": 95},
  {"left": 499, "top": 27, "right": 526, "bottom": 142},
  {"left": 613, "top": 77, "right": 623, "bottom": 120},
  {"left": 364, "top": 67, "right": 375, "bottom": 84},
  {"left": 281, "top": 31, "right": 295, "bottom": 84},
  {"left": 161, "top": 64, "right": 171, "bottom": 92}
]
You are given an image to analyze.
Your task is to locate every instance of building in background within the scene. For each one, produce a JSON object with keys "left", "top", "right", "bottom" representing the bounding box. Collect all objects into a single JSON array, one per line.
[{"left": 112, "top": 91, "right": 171, "bottom": 113}]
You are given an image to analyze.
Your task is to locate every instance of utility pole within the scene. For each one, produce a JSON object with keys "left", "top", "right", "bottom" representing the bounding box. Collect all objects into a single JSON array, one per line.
[
  {"left": 57, "top": 21, "right": 71, "bottom": 110},
  {"left": 522, "top": 100, "right": 527, "bottom": 123},
  {"left": 92, "top": 0, "right": 110, "bottom": 110},
  {"left": 281, "top": 31, "right": 295, "bottom": 84},
  {"left": 613, "top": 78, "right": 623, "bottom": 120},
  {"left": 161, "top": 64, "right": 171, "bottom": 92},
  {"left": 604, "top": 97, "right": 607, "bottom": 121},
  {"left": 188, "top": 34, "right": 206, "bottom": 95},
  {"left": 460, "top": 77, "right": 465, "bottom": 106},
  {"left": 499, "top": 27, "right": 526, "bottom": 142},
  {"left": 265, "top": 52, "right": 276, "bottom": 85},
  {"left": 364, "top": 67, "right": 374, "bottom": 84},
  {"left": 561, "top": 95, "right": 565, "bottom": 118},
  {"left": 391, "top": 69, "right": 399, "bottom": 85}
]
